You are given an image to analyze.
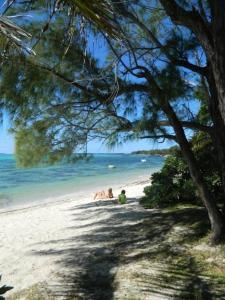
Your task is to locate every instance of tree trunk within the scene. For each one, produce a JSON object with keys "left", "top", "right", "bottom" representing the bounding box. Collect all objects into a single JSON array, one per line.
[
  {"left": 211, "top": 123, "right": 225, "bottom": 214},
  {"left": 209, "top": 3, "right": 225, "bottom": 127},
  {"left": 207, "top": 69, "right": 225, "bottom": 216},
  {"left": 164, "top": 102, "right": 225, "bottom": 243},
  {"left": 209, "top": 51, "right": 225, "bottom": 128}
]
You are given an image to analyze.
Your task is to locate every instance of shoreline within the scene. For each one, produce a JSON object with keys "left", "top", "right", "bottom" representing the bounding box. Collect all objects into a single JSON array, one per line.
[
  {"left": 0, "top": 175, "right": 151, "bottom": 215},
  {"left": 0, "top": 176, "right": 151, "bottom": 297}
]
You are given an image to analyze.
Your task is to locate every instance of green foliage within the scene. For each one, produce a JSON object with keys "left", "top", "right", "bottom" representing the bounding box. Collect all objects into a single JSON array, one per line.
[
  {"left": 141, "top": 149, "right": 198, "bottom": 208},
  {"left": 191, "top": 133, "right": 222, "bottom": 200},
  {"left": 0, "top": 0, "right": 218, "bottom": 173},
  {"left": 131, "top": 146, "right": 178, "bottom": 156},
  {"left": 60, "top": 0, "right": 121, "bottom": 39},
  {"left": 0, "top": 15, "right": 115, "bottom": 167},
  {"left": 141, "top": 133, "right": 223, "bottom": 209},
  {"left": 0, "top": 16, "right": 33, "bottom": 57}
]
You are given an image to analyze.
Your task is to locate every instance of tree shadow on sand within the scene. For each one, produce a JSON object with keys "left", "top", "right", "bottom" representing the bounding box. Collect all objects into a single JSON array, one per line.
[{"left": 31, "top": 199, "right": 225, "bottom": 299}]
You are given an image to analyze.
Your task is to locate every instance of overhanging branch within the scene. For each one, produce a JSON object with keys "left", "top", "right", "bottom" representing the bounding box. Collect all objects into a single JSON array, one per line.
[
  {"left": 140, "top": 134, "right": 176, "bottom": 140},
  {"left": 159, "top": 0, "right": 213, "bottom": 53},
  {"left": 115, "top": 2, "right": 208, "bottom": 76}
]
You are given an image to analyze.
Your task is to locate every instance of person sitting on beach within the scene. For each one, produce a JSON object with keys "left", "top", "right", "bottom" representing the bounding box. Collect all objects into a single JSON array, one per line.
[
  {"left": 107, "top": 188, "right": 113, "bottom": 198},
  {"left": 94, "top": 188, "right": 113, "bottom": 200},
  {"left": 118, "top": 190, "right": 127, "bottom": 204}
]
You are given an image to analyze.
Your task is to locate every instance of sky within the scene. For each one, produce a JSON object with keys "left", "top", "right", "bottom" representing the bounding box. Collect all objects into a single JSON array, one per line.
[
  {"left": 0, "top": 114, "right": 14, "bottom": 154},
  {"left": 0, "top": 113, "right": 173, "bottom": 154},
  {"left": 0, "top": 123, "right": 172, "bottom": 154}
]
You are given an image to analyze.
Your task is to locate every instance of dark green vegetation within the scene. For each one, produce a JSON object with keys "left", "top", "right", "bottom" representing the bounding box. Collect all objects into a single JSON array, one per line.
[
  {"left": 0, "top": 14, "right": 101, "bottom": 166},
  {"left": 131, "top": 148, "right": 176, "bottom": 156},
  {"left": 141, "top": 132, "right": 223, "bottom": 209}
]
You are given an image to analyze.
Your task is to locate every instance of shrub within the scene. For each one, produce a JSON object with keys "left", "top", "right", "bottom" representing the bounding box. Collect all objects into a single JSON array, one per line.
[
  {"left": 140, "top": 157, "right": 197, "bottom": 209},
  {"left": 140, "top": 134, "right": 223, "bottom": 209}
]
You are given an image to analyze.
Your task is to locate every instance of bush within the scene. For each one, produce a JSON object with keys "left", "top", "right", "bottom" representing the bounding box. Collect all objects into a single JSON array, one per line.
[
  {"left": 140, "top": 134, "right": 223, "bottom": 209},
  {"left": 140, "top": 154, "right": 198, "bottom": 208}
]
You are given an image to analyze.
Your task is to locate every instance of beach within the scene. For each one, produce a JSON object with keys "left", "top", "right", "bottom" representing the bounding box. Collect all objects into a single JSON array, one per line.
[
  {"left": 0, "top": 177, "right": 152, "bottom": 299},
  {"left": 0, "top": 153, "right": 163, "bottom": 209},
  {"left": 1, "top": 168, "right": 225, "bottom": 299}
]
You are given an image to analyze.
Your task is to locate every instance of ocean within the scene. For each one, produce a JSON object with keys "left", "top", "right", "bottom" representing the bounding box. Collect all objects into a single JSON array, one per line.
[{"left": 0, "top": 153, "right": 164, "bottom": 209}]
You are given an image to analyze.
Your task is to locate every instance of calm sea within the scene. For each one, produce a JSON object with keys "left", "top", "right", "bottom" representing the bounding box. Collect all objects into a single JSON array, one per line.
[{"left": 0, "top": 153, "right": 164, "bottom": 209}]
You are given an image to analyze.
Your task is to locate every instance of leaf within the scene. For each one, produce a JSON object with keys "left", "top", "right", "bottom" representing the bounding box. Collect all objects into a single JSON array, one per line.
[
  {"left": 0, "top": 15, "right": 34, "bottom": 54},
  {"left": 59, "top": 0, "right": 121, "bottom": 40}
]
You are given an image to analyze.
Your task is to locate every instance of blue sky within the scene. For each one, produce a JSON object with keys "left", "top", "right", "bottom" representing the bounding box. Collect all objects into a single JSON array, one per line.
[
  {"left": 0, "top": 114, "right": 14, "bottom": 153},
  {"left": 0, "top": 113, "right": 173, "bottom": 154},
  {"left": 0, "top": 124, "right": 173, "bottom": 154}
]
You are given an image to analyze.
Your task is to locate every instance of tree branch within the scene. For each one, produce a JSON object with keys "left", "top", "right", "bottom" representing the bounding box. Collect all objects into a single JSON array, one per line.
[
  {"left": 158, "top": 120, "right": 213, "bottom": 134},
  {"left": 29, "top": 60, "right": 149, "bottom": 102},
  {"left": 115, "top": 2, "right": 208, "bottom": 76},
  {"left": 140, "top": 134, "right": 176, "bottom": 140},
  {"left": 174, "top": 59, "right": 207, "bottom": 76},
  {"left": 159, "top": 0, "right": 213, "bottom": 53}
]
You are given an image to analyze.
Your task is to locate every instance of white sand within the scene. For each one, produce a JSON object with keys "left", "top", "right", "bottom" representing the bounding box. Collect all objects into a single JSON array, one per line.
[{"left": 0, "top": 177, "right": 151, "bottom": 297}]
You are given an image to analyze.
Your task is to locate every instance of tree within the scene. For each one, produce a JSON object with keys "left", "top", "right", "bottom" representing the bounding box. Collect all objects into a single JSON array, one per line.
[
  {"left": 159, "top": 1, "right": 225, "bottom": 125},
  {"left": 102, "top": 0, "right": 225, "bottom": 242},
  {"left": 157, "top": 0, "right": 225, "bottom": 217},
  {"left": 2, "top": 1, "right": 225, "bottom": 243}
]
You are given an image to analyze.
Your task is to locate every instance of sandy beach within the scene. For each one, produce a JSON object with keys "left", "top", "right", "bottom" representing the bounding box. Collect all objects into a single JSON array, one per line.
[
  {"left": 1, "top": 174, "right": 225, "bottom": 300},
  {"left": 0, "top": 177, "right": 152, "bottom": 299}
]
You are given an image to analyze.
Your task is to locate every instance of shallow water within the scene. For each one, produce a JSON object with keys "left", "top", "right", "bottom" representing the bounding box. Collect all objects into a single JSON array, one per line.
[{"left": 0, "top": 153, "right": 164, "bottom": 208}]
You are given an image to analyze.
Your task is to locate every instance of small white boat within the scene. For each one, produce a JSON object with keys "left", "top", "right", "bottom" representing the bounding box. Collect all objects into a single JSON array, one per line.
[
  {"left": 141, "top": 159, "right": 147, "bottom": 162},
  {"left": 108, "top": 164, "right": 116, "bottom": 168}
]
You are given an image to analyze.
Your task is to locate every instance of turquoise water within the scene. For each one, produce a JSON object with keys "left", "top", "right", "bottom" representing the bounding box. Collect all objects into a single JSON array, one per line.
[{"left": 0, "top": 153, "right": 164, "bottom": 209}]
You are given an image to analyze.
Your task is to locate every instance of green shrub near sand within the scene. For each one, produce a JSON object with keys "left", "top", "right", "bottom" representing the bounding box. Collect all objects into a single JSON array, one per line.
[
  {"left": 141, "top": 153, "right": 198, "bottom": 208},
  {"left": 141, "top": 133, "right": 223, "bottom": 209}
]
